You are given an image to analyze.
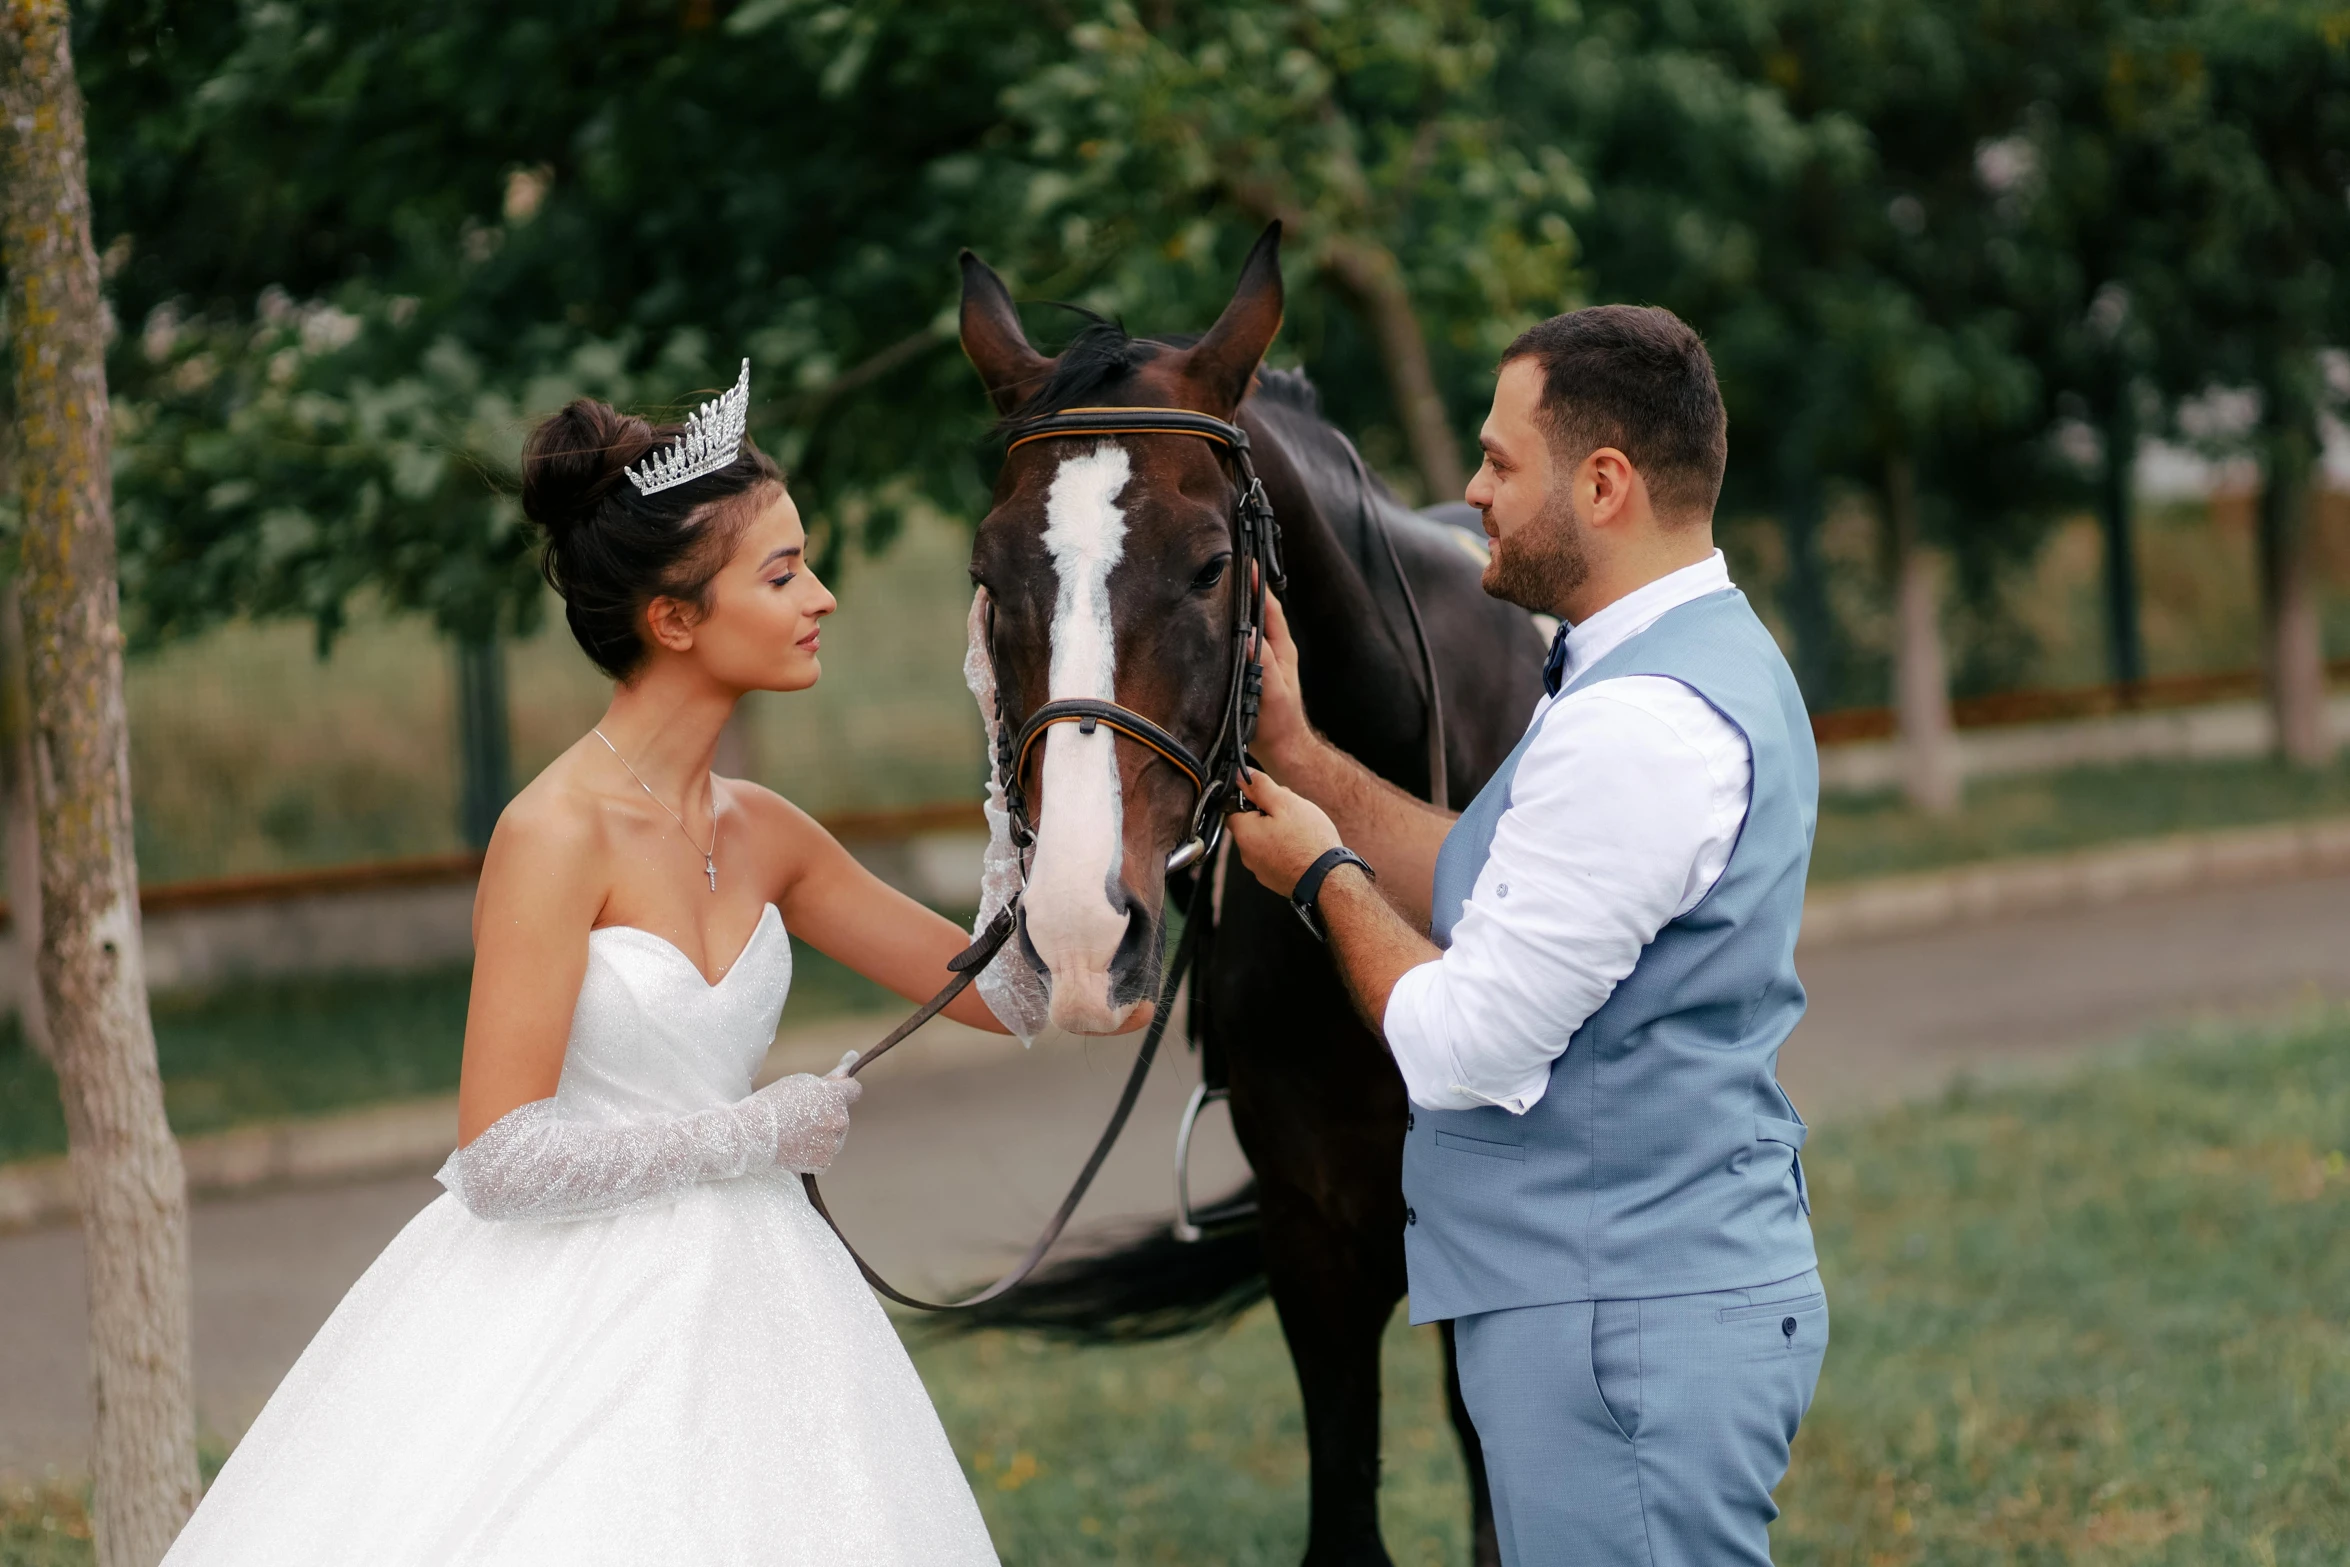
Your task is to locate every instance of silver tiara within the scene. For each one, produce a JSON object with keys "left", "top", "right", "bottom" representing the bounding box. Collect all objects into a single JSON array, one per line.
[{"left": 624, "top": 359, "right": 751, "bottom": 496}]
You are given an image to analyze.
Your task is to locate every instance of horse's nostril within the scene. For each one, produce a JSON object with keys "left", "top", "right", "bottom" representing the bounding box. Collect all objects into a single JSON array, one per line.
[{"left": 1106, "top": 900, "right": 1161, "bottom": 1005}]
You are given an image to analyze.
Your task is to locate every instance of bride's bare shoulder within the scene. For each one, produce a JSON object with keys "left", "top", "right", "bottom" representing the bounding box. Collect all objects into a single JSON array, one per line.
[
  {"left": 719, "top": 778, "right": 838, "bottom": 858},
  {"left": 717, "top": 780, "right": 854, "bottom": 895},
  {"left": 478, "top": 748, "right": 615, "bottom": 906},
  {"left": 719, "top": 777, "right": 820, "bottom": 834}
]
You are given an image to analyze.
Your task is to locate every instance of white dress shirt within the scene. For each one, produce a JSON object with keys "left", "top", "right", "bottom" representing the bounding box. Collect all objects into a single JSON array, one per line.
[{"left": 1382, "top": 552, "right": 1753, "bottom": 1113}]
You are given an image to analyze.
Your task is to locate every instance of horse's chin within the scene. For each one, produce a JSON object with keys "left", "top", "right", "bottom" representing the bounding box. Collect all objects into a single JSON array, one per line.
[{"left": 1045, "top": 974, "right": 1144, "bottom": 1036}]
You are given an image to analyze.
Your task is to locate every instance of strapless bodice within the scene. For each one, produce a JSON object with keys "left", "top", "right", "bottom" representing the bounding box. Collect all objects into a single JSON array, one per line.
[{"left": 553, "top": 904, "right": 792, "bottom": 1125}]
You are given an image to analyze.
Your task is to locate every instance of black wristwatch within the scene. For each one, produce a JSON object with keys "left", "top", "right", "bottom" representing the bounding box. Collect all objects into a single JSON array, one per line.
[{"left": 1290, "top": 847, "right": 1375, "bottom": 942}]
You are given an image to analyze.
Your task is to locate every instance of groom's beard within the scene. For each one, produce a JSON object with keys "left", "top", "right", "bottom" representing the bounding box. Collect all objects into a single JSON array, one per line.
[{"left": 1482, "top": 483, "right": 1589, "bottom": 616}]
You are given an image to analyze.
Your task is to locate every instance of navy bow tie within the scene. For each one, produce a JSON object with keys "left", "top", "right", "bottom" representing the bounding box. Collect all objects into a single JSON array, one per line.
[{"left": 1541, "top": 622, "right": 1571, "bottom": 696}]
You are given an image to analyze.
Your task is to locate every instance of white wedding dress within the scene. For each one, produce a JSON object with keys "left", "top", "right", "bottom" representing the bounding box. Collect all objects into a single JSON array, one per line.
[{"left": 164, "top": 904, "right": 999, "bottom": 1566}]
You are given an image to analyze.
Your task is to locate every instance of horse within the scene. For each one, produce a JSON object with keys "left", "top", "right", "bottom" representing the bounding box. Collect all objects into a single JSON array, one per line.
[{"left": 954, "top": 223, "right": 1545, "bottom": 1566}]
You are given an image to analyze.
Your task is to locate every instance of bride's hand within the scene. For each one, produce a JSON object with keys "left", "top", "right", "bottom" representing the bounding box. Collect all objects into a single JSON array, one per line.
[{"left": 751, "top": 1072, "right": 863, "bottom": 1173}]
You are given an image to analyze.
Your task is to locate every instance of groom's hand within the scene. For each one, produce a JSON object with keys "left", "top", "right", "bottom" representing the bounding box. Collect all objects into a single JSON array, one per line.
[
  {"left": 1249, "top": 586, "right": 1312, "bottom": 772},
  {"left": 1227, "top": 767, "right": 1344, "bottom": 897}
]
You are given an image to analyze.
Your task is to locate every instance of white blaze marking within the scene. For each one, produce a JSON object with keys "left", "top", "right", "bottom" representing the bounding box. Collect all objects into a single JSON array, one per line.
[{"left": 1026, "top": 445, "right": 1136, "bottom": 1031}]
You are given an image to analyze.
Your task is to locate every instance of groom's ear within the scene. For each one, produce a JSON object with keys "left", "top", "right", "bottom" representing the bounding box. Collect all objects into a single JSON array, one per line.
[
  {"left": 958, "top": 251, "right": 1053, "bottom": 417},
  {"left": 1180, "top": 223, "right": 1285, "bottom": 417}
]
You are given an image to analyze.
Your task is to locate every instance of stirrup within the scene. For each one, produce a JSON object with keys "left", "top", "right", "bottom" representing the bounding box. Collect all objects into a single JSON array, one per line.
[{"left": 1172, "top": 1081, "right": 1255, "bottom": 1242}]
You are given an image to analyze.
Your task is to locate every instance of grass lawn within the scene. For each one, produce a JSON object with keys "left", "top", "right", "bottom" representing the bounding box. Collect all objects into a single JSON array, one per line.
[
  {"left": 907, "top": 1006, "right": 2350, "bottom": 1565},
  {"left": 0, "top": 938, "right": 898, "bottom": 1165},
  {"left": 9, "top": 1008, "right": 2349, "bottom": 1564},
  {"left": 1810, "top": 751, "right": 2350, "bottom": 885}
]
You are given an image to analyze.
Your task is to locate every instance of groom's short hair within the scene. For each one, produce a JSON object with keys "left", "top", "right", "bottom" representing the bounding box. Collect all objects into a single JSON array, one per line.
[{"left": 1501, "top": 305, "right": 1728, "bottom": 524}]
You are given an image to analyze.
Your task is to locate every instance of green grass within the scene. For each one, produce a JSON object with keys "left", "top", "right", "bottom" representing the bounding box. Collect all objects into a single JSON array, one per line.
[
  {"left": 1770, "top": 1007, "right": 2350, "bottom": 1564},
  {"left": 0, "top": 939, "right": 901, "bottom": 1165},
  {"left": 0, "top": 1489, "right": 87, "bottom": 1567},
  {"left": 8, "top": 1010, "right": 2347, "bottom": 1565},
  {"left": 0, "top": 967, "right": 473, "bottom": 1165},
  {"left": 1812, "top": 752, "right": 2350, "bottom": 884},
  {"left": 911, "top": 1307, "right": 1469, "bottom": 1567},
  {"left": 904, "top": 1009, "right": 2350, "bottom": 1564}
]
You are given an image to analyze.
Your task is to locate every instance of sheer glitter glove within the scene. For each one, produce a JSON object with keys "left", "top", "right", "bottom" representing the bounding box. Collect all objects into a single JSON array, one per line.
[
  {"left": 437, "top": 1072, "right": 863, "bottom": 1222},
  {"left": 965, "top": 588, "right": 1051, "bottom": 1043}
]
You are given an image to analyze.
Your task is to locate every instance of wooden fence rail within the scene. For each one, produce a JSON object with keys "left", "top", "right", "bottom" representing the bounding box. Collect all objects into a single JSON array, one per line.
[
  {"left": 0, "top": 663, "right": 2341, "bottom": 931},
  {"left": 1809, "top": 658, "right": 2350, "bottom": 744}
]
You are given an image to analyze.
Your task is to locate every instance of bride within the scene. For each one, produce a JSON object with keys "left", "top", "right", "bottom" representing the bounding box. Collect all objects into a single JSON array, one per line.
[{"left": 165, "top": 364, "right": 1008, "bottom": 1565}]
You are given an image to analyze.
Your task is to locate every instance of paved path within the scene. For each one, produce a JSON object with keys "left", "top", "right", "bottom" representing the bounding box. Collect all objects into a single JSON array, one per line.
[
  {"left": 6, "top": 869, "right": 2347, "bottom": 1480},
  {"left": 1780, "top": 868, "right": 2350, "bottom": 1115}
]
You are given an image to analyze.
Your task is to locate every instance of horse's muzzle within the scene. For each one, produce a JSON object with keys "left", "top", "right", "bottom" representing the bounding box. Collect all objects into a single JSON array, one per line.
[{"left": 1019, "top": 885, "right": 1163, "bottom": 1034}]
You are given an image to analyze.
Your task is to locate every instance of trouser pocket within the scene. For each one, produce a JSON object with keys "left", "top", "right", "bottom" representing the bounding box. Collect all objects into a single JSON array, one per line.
[{"left": 1590, "top": 1298, "right": 1640, "bottom": 1442}]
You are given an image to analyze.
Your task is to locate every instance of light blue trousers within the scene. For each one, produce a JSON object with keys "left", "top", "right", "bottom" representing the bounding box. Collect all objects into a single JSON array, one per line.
[{"left": 1452, "top": 1270, "right": 1827, "bottom": 1566}]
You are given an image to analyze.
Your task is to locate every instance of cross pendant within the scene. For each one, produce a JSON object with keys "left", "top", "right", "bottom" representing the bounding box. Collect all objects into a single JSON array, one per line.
[{"left": 705, "top": 857, "right": 717, "bottom": 892}]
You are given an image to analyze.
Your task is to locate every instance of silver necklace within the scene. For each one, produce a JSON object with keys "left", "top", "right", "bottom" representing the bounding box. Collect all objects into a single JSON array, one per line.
[{"left": 592, "top": 728, "right": 718, "bottom": 891}]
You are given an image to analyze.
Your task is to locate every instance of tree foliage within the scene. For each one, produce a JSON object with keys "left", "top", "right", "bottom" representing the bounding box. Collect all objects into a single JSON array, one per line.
[
  {"left": 983, "top": 0, "right": 1583, "bottom": 495},
  {"left": 86, "top": 0, "right": 1063, "bottom": 643},
  {"left": 82, "top": 0, "right": 1579, "bottom": 646},
  {"left": 70, "top": 0, "right": 2350, "bottom": 690}
]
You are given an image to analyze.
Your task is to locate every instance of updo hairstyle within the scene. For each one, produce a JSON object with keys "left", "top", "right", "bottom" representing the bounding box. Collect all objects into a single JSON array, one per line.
[{"left": 520, "top": 398, "right": 784, "bottom": 680}]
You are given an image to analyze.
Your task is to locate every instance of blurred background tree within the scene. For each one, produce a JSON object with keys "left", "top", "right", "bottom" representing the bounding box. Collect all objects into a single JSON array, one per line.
[
  {"left": 80, "top": 0, "right": 1067, "bottom": 837},
  {"left": 977, "top": 0, "right": 1583, "bottom": 500},
  {"left": 53, "top": 0, "right": 2350, "bottom": 834},
  {"left": 1499, "top": 0, "right": 2346, "bottom": 805},
  {"left": 2122, "top": 0, "right": 2350, "bottom": 766}
]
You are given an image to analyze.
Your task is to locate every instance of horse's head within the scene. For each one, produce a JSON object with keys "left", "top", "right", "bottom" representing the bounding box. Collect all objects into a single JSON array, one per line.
[{"left": 960, "top": 227, "right": 1285, "bottom": 1035}]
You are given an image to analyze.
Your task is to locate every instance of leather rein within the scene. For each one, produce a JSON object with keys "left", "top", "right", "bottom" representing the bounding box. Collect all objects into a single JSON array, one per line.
[{"left": 801, "top": 405, "right": 1286, "bottom": 1312}]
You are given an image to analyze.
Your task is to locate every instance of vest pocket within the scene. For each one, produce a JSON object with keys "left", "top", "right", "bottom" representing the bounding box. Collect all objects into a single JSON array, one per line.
[
  {"left": 1756, "top": 1116, "right": 1809, "bottom": 1214},
  {"left": 1433, "top": 1129, "right": 1527, "bottom": 1161}
]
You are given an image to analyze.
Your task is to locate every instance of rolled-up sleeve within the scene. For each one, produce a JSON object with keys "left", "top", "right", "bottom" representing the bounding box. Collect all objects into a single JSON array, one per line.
[{"left": 1381, "top": 678, "right": 1749, "bottom": 1113}]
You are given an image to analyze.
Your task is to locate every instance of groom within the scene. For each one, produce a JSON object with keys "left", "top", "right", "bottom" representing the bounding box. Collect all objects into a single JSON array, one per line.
[{"left": 1226, "top": 305, "right": 1824, "bottom": 1564}]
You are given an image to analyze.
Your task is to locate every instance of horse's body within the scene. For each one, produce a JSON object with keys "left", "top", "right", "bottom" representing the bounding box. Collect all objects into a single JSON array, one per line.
[{"left": 958, "top": 228, "right": 1543, "bottom": 1565}]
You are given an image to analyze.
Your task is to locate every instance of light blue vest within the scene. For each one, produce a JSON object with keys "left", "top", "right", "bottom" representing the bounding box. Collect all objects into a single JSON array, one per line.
[{"left": 1401, "top": 588, "right": 1819, "bottom": 1323}]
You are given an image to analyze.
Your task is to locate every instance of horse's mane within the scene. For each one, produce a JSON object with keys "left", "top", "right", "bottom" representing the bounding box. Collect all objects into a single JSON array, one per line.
[
  {"left": 1001, "top": 316, "right": 1373, "bottom": 491},
  {"left": 1249, "top": 367, "right": 1403, "bottom": 508},
  {"left": 999, "top": 318, "right": 1422, "bottom": 579},
  {"left": 998, "top": 313, "right": 1174, "bottom": 428}
]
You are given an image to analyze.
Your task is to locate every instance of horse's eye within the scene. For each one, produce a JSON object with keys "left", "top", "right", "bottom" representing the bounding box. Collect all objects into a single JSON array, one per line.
[{"left": 1190, "top": 554, "right": 1231, "bottom": 592}]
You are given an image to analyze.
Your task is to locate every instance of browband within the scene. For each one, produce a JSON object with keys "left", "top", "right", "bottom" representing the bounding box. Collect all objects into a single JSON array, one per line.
[{"left": 1004, "top": 406, "right": 1251, "bottom": 455}]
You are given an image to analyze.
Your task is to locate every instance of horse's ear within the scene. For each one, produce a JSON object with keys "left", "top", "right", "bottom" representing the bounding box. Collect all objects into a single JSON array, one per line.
[
  {"left": 959, "top": 251, "right": 1052, "bottom": 417},
  {"left": 1182, "top": 223, "right": 1285, "bottom": 415}
]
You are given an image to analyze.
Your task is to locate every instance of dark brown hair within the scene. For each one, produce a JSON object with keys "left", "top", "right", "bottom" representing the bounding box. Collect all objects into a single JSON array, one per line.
[
  {"left": 520, "top": 398, "right": 782, "bottom": 679},
  {"left": 1500, "top": 305, "right": 1728, "bottom": 522}
]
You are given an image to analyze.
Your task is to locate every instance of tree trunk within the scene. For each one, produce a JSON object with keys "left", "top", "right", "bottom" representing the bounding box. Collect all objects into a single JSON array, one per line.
[
  {"left": 2097, "top": 390, "right": 2145, "bottom": 691},
  {"left": 1886, "top": 455, "right": 1960, "bottom": 815},
  {"left": 454, "top": 633, "right": 512, "bottom": 850},
  {"left": 1777, "top": 466, "right": 1841, "bottom": 708},
  {"left": 0, "top": 575, "right": 53, "bottom": 1061},
  {"left": 1318, "top": 235, "right": 1467, "bottom": 503},
  {"left": 2256, "top": 417, "right": 2329, "bottom": 767},
  {"left": 0, "top": 6, "right": 200, "bottom": 1563}
]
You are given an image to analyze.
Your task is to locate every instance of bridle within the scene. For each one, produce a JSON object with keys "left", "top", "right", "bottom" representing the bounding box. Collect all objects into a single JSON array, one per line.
[
  {"left": 995, "top": 406, "right": 1288, "bottom": 878},
  {"left": 799, "top": 403, "right": 1288, "bottom": 1312}
]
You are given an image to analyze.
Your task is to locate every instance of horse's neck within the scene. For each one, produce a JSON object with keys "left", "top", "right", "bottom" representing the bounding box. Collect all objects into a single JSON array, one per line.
[{"left": 1252, "top": 430, "right": 1430, "bottom": 789}]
